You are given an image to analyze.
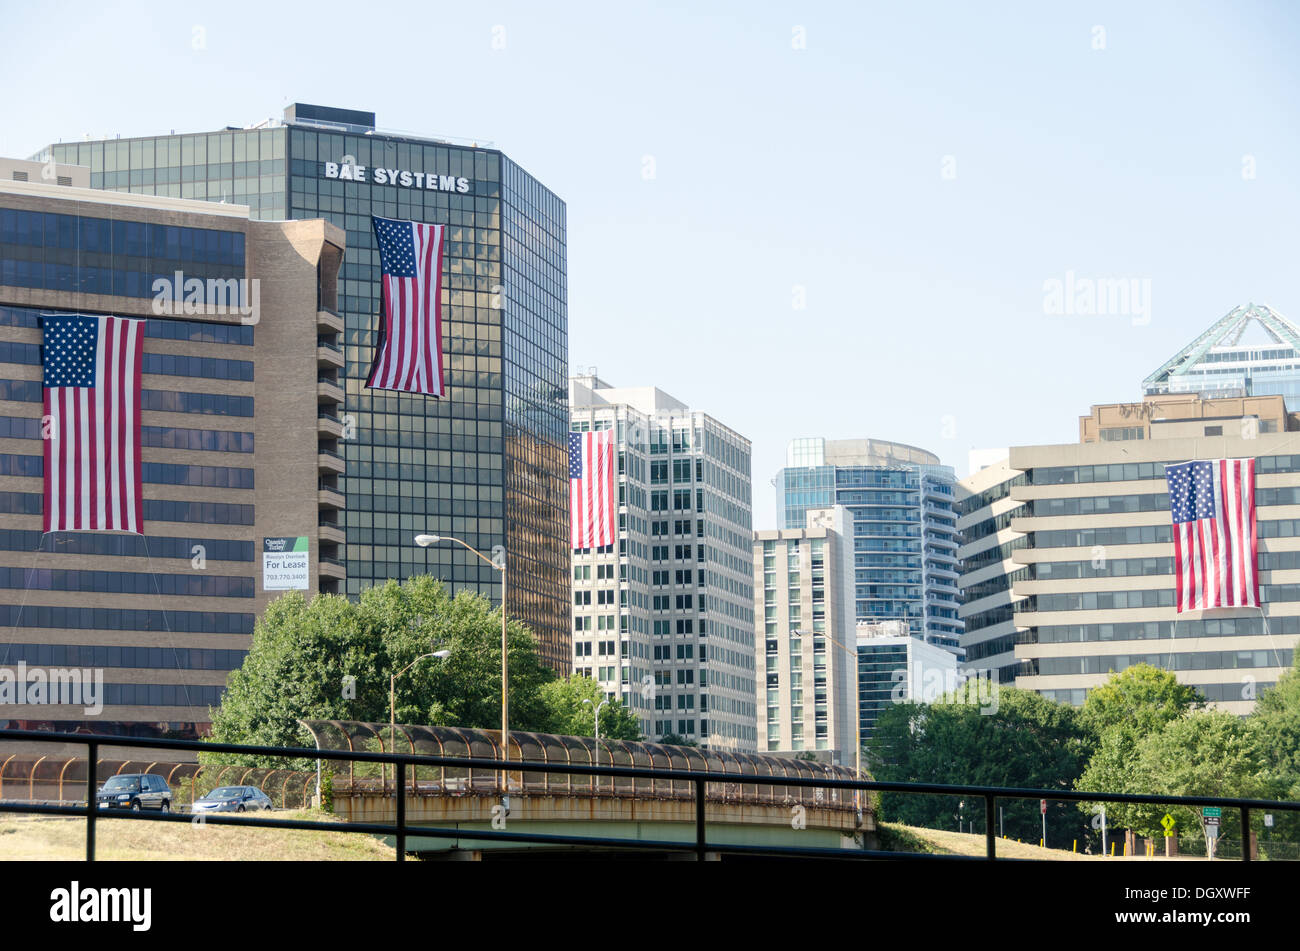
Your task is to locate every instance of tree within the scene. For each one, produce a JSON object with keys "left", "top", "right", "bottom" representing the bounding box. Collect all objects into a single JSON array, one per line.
[
  {"left": 1133, "top": 711, "right": 1273, "bottom": 846},
  {"left": 205, "top": 577, "right": 556, "bottom": 766},
  {"left": 657, "top": 734, "right": 699, "bottom": 748},
  {"left": 1246, "top": 659, "right": 1300, "bottom": 843},
  {"left": 1074, "top": 665, "right": 1204, "bottom": 835},
  {"left": 865, "top": 687, "right": 1094, "bottom": 843},
  {"left": 1079, "top": 663, "right": 1203, "bottom": 740},
  {"left": 538, "top": 676, "right": 641, "bottom": 740}
]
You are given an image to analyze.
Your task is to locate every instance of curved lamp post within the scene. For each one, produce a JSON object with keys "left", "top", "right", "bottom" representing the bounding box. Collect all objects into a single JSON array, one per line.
[
  {"left": 389, "top": 649, "right": 450, "bottom": 790},
  {"left": 415, "top": 533, "right": 509, "bottom": 800}
]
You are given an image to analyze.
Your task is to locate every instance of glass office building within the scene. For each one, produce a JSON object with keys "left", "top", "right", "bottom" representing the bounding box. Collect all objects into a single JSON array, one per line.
[
  {"left": 776, "top": 437, "right": 963, "bottom": 655},
  {"left": 1144, "top": 303, "right": 1300, "bottom": 411},
  {"left": 45, "top": 104, "right": 571, "bottom": 670}
]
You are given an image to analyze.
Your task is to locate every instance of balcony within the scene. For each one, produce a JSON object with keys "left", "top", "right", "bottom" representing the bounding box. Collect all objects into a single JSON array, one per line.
[
  {"left": 318, "top": 448, "right": 345, "bottom": 475},
  {"left": 318, "top": 377, "right": 345, "bottom": 404},
  {"left": 318, "top": 518, "right": 345, "bottom": 545},
  {"left": 317, "top": 308, "right": 345, "bottom": 333},
  {"left": 317, "top": 341, "right": 345, "bottom": 370},
  {"left": 317, "top": 412, "right": 343, "bottom": 438},
  {"left": 319, "top": 556, "right": 346, "bottom": 580},
  {"left": 319, "top": 485, "right": 346, "bottom": 509}
]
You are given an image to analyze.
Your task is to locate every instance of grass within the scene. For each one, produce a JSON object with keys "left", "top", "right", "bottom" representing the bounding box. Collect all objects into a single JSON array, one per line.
[
  {"left": 0, "top": 810, "right": 394, "bottom": 861},
  {"left": 878, "top": 822, "right": 1099, "bottom": 860}
]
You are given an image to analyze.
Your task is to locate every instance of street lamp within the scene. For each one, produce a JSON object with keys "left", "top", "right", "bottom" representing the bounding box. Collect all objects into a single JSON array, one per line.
[
  {"left": 389, "top": 648, "right": 449, "bottom": 790},
  {"left": 583, "top": 697, "right": 611, "bottom": 742},
  {"left": 415, "top": 533, "right": 509, "bottom": 799}
]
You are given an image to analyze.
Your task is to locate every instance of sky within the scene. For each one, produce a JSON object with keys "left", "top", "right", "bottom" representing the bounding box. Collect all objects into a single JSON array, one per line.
[{"left": 4, "top": 0, "right": 1300, "bottom": 529}]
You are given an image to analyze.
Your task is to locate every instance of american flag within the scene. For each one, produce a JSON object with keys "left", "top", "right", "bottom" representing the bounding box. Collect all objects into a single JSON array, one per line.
[
  {"left": 366, "top": 215, "right": 445, "bottom": 396},
  {"left": 1165, "top": 459, "right": 1258, "bottom": 612},
  {"left": 41, "top": 314, "right": 144, "bottom": 533},
  {"left": 570, "top": 429, "right": 615, "bottom": 549}
]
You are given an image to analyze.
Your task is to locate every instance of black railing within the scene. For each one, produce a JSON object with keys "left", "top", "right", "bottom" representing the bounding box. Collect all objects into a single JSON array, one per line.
[{"left": 1, "top": 729, "right": 1298, "bottom": 862}]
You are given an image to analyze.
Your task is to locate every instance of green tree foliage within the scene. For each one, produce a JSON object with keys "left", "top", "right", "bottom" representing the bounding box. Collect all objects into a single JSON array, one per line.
[
  {"left": 1075, "top": 664, "right": 1204, "bottom": 834},
  {"left": 206, "top": 576, "right": 573, "bottom": 766},
  {"left": 1079, "top": 663, "right": 1203, "bottom": 739},
  {"left": 865, "top": 687, "right": 1094, "bottom": 843},
  {"left": 537, "top": 675, "right": 641, "bottom": 740},
  {"left": 1132, "top": 711, "right": 1273, "bottom": 844},
  {"left": 657, "top": 734, "right": 699, "bottom": 748}
]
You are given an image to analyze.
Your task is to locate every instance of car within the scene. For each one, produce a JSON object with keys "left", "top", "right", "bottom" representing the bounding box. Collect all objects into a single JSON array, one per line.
[
  {"left": 190, "top": 785, "right": 274, "bottom": 814},
  {"left": 95, "top": 774, "right": 173, "bottom": 813}
]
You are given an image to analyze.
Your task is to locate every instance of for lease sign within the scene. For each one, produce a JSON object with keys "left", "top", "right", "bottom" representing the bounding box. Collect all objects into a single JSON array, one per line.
[{"left": 263, "top": 536, "right": 310, "bottom": 591}]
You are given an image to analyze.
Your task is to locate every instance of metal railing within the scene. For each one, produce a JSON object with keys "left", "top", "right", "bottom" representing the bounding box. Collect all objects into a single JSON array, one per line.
[{"left": 1, "top": 729, "right": 1298, "bottom": 862}]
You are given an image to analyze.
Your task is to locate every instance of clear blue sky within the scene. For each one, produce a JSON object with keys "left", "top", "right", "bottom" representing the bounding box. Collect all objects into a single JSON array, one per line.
[{"left": 4, "top": 1, "right": 1299, "bottom": 528}]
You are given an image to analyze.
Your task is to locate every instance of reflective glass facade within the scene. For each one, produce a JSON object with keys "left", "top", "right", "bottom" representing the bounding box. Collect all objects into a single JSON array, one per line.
[
  {"left": 777, "top": 441, "right": 963, "bottom": 654},
  {"left": 51, "top": 108, "right": 571, "bottom": 669}
]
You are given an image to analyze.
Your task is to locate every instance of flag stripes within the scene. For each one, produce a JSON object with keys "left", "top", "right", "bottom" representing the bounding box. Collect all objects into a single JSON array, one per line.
[
  {"left": 366, "top": 215, "right": 445, "bottom": 396},
  {"left": 42, "top": 315, "right": 143, "bottom": 533},
  {"left": 1167, "top": 458, "right": 1258, "bottom": 612},
  {"left": 570, "top": 429, "right": 615, "bottom": 549}
]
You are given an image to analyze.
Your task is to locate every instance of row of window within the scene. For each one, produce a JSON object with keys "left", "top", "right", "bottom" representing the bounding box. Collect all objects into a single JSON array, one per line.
[
  {"left": 0, "top": 341, "right": 253, "bottom": 381},
  {"left": 0, "top": 529, "right": 254, "bottom": 562},
  {"left": 0, "top": 604, "right": 253, "bottom": 633},
  {"left": 0, "top": 492, "right": 254, "bottom": 525},
  {"left": 0, "top": 565, "right": 253, "bottom": 598},
  {"left": 0, "top": 378, "right": 253, "bottom": 417},
  {"left": 0, "top": 306, "right": 254, "bottom": 345},
  {"left": 0, "top": 454, "right": 253, "bottom": 489},
  {"left": 0, "top": 209, "right": 244, "bottom": 266},
  {"left": 0, "top": 643, "right": 247, "bottom": 670},
  {"left": 1040, "top": 682, "right": 1273, "bottom": 706},
  {"left": 0, "top": 416, "right": 254, "bottom": 453},
  {"left": 1038, "top": 649, "right": 1291, "bottom": 676},
  {"left": 1032, "top": 614, "right": 1300, "bottom": 644}
]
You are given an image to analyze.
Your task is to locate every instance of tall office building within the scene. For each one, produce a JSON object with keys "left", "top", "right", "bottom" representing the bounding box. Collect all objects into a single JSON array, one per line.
[
  {"left": 0, "top": 176, "right": 344, "bottom": 735},
  {"left": 41, "top": 103, "right": 571, "bottom": 670},
  {"left": 569, "top": 374, "right": 756, "bottom": 750},
  {"left": 753, "top": 506, "right": 857, "bottom": 762},
  {"left": 1144, "top": 303, "right": 1300, "bottom": 411},
  {"left": 964, "top": 392, "right": 1299, "bottom": 714},
  {"left": 776, "top": 437, "right": 963, "bottom": 654},
  {"left": 955, "top": 458, "right": 1027, "bottom": 684}
]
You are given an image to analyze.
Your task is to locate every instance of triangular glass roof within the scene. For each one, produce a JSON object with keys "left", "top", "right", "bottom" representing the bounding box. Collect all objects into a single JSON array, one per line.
[{"left": 1143, "top": 303, "right": 1300, "bottom": 391}]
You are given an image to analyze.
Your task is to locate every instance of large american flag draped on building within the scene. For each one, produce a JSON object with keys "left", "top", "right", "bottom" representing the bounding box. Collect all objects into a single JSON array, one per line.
[
  {"left": 1164, "top": 458, "right": 1258, "bottom": 613},
  {"left": 569, "top": 429, "right": 615, "bottom": 549},
  {"left": 41, "top": 314, "right": 144, "bottom": 533},
  {"left": 366, "top": 214, "right": 446, "bottom": 396}
]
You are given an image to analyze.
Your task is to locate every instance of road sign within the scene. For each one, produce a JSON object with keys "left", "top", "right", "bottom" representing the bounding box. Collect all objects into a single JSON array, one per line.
[
  {"left": 1202, "top": 807, "right": 1222, "bottom": 818},
  {"left": 1161, "top": 813, "right": 1176, "bottom": 836},
  {"left": 1204, "top": 816, "right": 1220, "bottom": 827},
  {"left": 1265, "top": 814, "right": 1274, "bottom": 828},
  {"left": 1040, "top": 799, "right": 1047, "bottom": 815},
  {"left": 1206, "top": 821, "right": 1220, "bottom": 838}
]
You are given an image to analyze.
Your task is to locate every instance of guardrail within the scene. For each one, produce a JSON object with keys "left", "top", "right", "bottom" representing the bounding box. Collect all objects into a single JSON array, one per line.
[{"left": 1, "top": 729, "right": 1298, "bottom": 862}]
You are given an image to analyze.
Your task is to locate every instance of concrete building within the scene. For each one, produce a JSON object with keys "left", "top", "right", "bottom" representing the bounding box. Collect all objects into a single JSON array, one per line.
[
  {"left": 776, "top": 437, "right": 963, "bottom": 654},
  {"left": 754, "top": 506, "right": 857, "bottom": 763},
  {"left": 963, "top": 391, "right": 1299, "bottom": 714},
  {"left": 856, "top": 622, "right": 959, "bottom": 742},
  {"left": 0, "top": 175, "right": 345, "bottom": 736},
  {"left": 569, "top": 374, "right": 756, "bottom": 750},
  {"left": 956, "top": 459, "right": 1028, "bottom": 684},
  {"left": 42, "top": 103, "right": 571, "bottom": 671}
]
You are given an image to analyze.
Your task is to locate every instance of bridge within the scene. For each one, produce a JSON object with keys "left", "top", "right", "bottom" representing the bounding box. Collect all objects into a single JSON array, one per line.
[{"left": 301, "top": 721, "right": 872, "bottom": 858}]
